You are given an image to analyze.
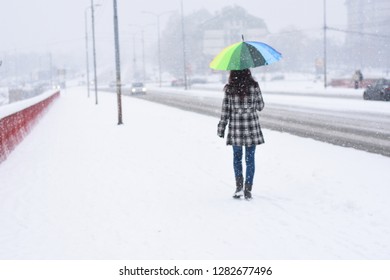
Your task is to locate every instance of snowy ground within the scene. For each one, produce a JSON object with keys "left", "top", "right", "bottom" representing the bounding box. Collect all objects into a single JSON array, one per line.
[{"left": 0, "top": 86, "right": 390, "bottom": 260}]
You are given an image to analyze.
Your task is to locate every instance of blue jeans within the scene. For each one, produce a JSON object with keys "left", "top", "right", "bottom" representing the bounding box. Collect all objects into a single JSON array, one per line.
[{"left": 233, "top": 145, "right": 256, "bottom": 186}]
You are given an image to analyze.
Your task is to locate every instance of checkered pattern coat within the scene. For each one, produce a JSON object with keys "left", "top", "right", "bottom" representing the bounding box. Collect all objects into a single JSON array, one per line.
[{"left": 217, "top": 83, "right": 265, "bottom": 146}]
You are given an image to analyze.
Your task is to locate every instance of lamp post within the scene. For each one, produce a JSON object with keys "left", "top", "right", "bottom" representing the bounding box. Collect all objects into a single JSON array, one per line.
[
  {"left": 84, "top": 7, "right": 92, "bottom": 98},
  {"left": 84, "top": 4, "right": 100, "bottom": 98},
  {"left": 181, "top": 0, "right": 188, "bottom": 90},
  {"left": 91, "top": 0, "right": 99, "bottom": 104},
  {"left": 113, "top": 0, "right": 123, "bottom": 125},
  {"left": 128, "top": 32, "right": 137, "bottom": 81},
  {"left": 49, "top": 52, "right": 53, "bottom": 88},
  {"left": 129, "top": 24, "right": 155, "bottom": 82},
  {"left": 142, "top": 10, "right": 173, "bottom": 87},
  {"left": 141, "top": 29, "right": 146, "bottom": 82},
  {"left": 129, "top": 24, "right": 154, "bottom": 82},
  {"left": 323, "top": 0, "right": 327, "bottom": 89}
]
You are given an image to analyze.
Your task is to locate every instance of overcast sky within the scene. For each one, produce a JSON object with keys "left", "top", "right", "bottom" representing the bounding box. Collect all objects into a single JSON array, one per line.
[{"left": 1, "top": 0, "right": 347, "bottom": 55}]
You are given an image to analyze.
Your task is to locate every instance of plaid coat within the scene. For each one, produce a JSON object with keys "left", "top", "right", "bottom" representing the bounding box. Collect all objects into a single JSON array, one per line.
[{"left": 217, "top": 83, "right": 265, "bottom": 146}]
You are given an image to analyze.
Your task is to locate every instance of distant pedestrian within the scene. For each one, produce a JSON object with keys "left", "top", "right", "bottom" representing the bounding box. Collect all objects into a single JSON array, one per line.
[
  {"left": 353, "top": 70, "right": 363, "bottom": 89},
  {"left": 217, "top": 69, "right": 265, "bottom": 200}
]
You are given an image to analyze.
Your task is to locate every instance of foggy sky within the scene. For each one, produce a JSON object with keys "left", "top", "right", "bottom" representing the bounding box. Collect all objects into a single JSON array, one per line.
[{"left": 1, "top": 0, "right": 346, "bottom": 55}]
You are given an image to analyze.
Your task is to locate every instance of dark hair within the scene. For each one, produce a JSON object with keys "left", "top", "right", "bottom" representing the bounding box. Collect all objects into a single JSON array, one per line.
[{"left": 224, "top": 69, "right": 258, "bottom": 98}]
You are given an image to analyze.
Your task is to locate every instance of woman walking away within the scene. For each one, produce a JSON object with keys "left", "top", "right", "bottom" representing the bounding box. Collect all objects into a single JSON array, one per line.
[{"left": 217, "top": 69, "right": 265, "bottom": 200}]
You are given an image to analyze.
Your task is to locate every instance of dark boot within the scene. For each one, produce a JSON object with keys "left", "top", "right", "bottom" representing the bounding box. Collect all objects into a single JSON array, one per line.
[
  {"left": 233, "top": 176, "right": 244, "bottom": 199},
  {"left": 244, "top": 184, "right": 252, "bottom": 200}
]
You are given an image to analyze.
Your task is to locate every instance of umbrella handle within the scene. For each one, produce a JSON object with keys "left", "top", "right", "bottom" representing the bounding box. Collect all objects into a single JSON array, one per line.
[{"left": 242, "top": 34, "right": 245, "bottom": 41}]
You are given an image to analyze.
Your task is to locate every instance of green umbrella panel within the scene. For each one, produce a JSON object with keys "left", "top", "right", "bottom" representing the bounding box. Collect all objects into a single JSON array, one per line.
[{"left": 210, "top": 41, "right": 281, "bottom": 71}]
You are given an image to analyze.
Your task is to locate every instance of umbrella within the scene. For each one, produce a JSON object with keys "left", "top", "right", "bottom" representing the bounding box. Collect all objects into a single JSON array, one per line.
[{"left": 209, "top": 38, "right": 282, "bottom": 71}]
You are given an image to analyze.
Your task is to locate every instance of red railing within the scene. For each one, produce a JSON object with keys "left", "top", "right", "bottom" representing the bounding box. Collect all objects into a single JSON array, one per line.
[
  {"left": 0, "top": 91, "right": 60, "bottom": 164},
  {"left": 329, "top": 78, "right": 379, "bottom": 88}
]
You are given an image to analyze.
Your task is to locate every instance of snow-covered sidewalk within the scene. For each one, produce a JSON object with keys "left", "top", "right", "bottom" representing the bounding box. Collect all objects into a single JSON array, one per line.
[{"left": 1, "top": 87, "right": 389, "bottom": 259}]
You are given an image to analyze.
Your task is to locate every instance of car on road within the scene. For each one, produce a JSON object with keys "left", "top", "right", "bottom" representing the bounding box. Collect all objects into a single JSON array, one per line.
[
  {"left": 130, "top": 82, "right": 146, "bottom": 95},
  {"left": 171, "top": 79, "right": 185, "bottom": 87},
  {"left": 363, "top": 79, "right": 390, "bottom": 101}
]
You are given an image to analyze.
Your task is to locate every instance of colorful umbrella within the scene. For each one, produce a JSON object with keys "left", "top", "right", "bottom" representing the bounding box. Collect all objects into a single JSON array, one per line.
[{"left": 209, "top": 40, "right": 282, "bottom": 71}]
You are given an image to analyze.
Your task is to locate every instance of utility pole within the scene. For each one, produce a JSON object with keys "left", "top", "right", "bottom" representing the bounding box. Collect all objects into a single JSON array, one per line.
[
  {"left": 129, "top": 24, "right": 152, "bottom": 83},
  {"left": 91, "top": 0, "right": 99, "bottom": 105},
  {"left": 49, "top": 52, "right": 53, "bottom": 88},
  {"left": 113, "top": 0, "right": 123, "bottom": 125},
  {"left": 142, "top": 11, "right": 173, "bottom": 87},
  {"left": 141, "top": 29, "right": 146, "bottom": 82},
  {"left": 156, "top": 15, "right": 162, "bottom": 87},
  {"left": 132, "top": 34, "right": 137, "bottom": 80},
  {"left": 84, "top": 7, "right": 91, "bottom": 98},
  {"left": 323, "top": 0, "right": 327, "bottom": 89},
  {"left": 181, "top": 0, "right": 188, "bottom": 90}
]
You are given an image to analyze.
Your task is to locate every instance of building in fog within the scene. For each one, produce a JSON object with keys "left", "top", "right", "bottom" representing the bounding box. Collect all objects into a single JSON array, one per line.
[
  {"left": 345, "top": 0, "right": 390, "bottom": 72},
  {"left": 202, "top": 6, "right": 269, "bottom": 56}
]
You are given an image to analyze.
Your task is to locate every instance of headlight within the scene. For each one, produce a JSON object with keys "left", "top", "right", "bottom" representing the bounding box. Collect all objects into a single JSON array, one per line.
[{"left": 142, "top": 88, "right": 146, "bottom": 92}]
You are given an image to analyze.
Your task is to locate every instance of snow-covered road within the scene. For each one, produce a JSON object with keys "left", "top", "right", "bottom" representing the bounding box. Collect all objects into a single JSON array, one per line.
[
  {"left": 1, "top": 86, "right": 390, "bottom": 259},
  {"left": 127, "top": 85, "right": 390, "bottom": 156}
]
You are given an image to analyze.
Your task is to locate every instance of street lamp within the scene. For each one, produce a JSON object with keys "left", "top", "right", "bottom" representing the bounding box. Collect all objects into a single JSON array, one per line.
[
  {"left": 323, "top": 0, "right": 327, "bottom": 89},
  {"left": 142, "top": 10, "right": 174, "bottom": 87},
  {"left": 180, "top": 0, "right": 188, "bottom": 90},
  {"left": 113, "top": 0, "right": 123, "bottom": 125},
  {"left": 129, "top": 24, "right": 154, "bottom": 82},
  {"left": 84, "top": 7, "right": 91, "bottom": 98},
  {"left": 140, "top": 29, "right": 146, "bottom": 82},
  {"left": 127, "top": 31, "right": 138, "bottom": 81},
  {"left": 84, "top": 5, "right": 100, "bottom": 98},
  {"left": 91, "top": 0, "right": 99, "bottom": 105}
]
